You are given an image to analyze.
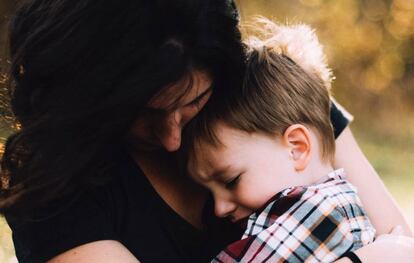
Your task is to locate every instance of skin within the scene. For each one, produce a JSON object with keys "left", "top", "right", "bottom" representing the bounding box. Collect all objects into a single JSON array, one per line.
[
  {"left": 188, "top": 122, "right": 334, "bottom": 222},
  {"left": 337, "top": 226, "right": 414, "bottom": 263},
  {"left": 49, "top": 70, "right": 213, "bottom": 263},
  {"left": 49, "top": 72, "right": 414, "bottom": 263},
  {"left": 128, "top": 70, "right": 213, "bottom": 152},
  {"left": 334, "top": 127, "right": 413, "bottom": 236}
]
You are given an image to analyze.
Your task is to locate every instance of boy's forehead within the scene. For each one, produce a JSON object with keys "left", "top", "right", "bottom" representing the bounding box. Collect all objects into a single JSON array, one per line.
[
  {"left": 193, "top": 139, "right": 221, "bottom": 166},
  {"left": 189, "top": 122, "right": 251, "bottom": 179},
  {"left": 190, "top": 140, "right": 226, "bottom": 179},
  {"left": 191, "top": 158, "right": 233, "bottom": 183},
  {"left": 191, "top": 123, "right": 246, "bottom": 165}
]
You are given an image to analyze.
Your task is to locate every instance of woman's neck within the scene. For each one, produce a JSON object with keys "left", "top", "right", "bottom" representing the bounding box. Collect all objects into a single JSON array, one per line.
[{"left": 130, "top": 149, "right": 208, "bottom": 229}]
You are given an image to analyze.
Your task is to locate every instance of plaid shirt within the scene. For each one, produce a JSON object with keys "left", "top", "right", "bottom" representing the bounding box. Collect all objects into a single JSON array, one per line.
[{"left": 213, "top": 169, "right": 375, "bottom": 263}]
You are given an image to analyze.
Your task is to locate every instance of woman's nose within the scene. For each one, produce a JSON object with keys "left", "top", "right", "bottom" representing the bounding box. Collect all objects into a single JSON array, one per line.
[{"left": 158, "top": 111, "right": 183, "bottom": 152}]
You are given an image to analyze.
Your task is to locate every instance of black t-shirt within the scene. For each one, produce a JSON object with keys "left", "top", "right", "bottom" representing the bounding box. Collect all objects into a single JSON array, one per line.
[{"left": 6, "top": 102, "right": 351, "bottom": 263}]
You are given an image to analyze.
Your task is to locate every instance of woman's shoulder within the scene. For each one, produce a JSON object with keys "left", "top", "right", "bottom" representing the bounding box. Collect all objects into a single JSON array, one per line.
[
  {"left": 5, "top": 152, "right": 152, "bottom": 262},
  {"left": 6, "top": 187, "right": 120, "bottom": 262},
  {"left": 6, "top": 152, "right": 218, "bottom": 262}
]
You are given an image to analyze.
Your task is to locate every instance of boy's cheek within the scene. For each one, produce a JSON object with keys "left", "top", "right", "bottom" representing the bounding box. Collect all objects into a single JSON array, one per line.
[{"left": 235, "top": 188, "right": 271, "bottom": 211}]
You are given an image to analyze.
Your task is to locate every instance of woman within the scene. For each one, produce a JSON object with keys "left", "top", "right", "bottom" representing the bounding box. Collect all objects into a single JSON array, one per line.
[{"left": 0, "top": 0, "right": 413, "bottom": 262}]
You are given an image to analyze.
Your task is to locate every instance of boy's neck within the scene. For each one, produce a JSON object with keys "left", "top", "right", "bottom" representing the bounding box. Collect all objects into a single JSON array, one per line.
[{"left": 302, "top": 158, "right": 336, "bottom": 185}]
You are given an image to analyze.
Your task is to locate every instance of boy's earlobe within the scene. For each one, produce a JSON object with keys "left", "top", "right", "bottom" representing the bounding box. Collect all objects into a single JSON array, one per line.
[{"left": 284, "top": 124, "right": 312, "bottom": 171}]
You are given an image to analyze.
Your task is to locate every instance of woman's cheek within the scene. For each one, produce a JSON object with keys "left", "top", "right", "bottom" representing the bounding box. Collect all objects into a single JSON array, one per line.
[{"left": 181, "top": 106, "right": 202, "bottom": 125}]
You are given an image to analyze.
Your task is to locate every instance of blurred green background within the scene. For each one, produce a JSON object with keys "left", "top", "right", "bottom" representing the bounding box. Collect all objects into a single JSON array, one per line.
[{"left": 0, "top": 0, "right": 413, "bottom": 261}]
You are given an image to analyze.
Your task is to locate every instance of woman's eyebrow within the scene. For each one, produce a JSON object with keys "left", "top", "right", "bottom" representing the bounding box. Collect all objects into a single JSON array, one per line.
[{"left": 184, "top": 87, "right": 212, "bottom": 106}]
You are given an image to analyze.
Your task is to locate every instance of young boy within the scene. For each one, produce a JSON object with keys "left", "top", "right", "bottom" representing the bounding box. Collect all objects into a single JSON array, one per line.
[{"left": 184, "top": 21, "right": 376, "bottom": 263}]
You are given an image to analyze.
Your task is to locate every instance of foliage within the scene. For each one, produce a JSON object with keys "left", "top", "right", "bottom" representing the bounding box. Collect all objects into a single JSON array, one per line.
[{"left": 237, "top": 0, "right": 414, "bottom": 118}]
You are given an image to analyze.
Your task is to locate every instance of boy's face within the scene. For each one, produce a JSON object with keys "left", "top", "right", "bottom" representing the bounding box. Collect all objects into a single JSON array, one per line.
[{"left": 188, "top": 122, "right": 297, "bottom": 223}]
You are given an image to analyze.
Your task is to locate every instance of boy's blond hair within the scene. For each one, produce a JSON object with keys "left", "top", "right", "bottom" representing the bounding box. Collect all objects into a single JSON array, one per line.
[{"left": 184, "top": 19, "right": 336, "bottom": 164}]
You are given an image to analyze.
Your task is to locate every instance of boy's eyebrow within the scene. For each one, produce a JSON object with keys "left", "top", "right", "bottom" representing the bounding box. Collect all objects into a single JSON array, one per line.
[
  {"left": 210, "top": 165, "right": 231, "bottom": 180},
  {"left": 184, "top": 87, "right": 212, "bottom": 106}
]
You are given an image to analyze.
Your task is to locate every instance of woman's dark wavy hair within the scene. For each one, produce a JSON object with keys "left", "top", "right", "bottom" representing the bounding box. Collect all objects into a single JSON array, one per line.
[{"left": 0, "top": 0, "right": 246, "bottom": 217}]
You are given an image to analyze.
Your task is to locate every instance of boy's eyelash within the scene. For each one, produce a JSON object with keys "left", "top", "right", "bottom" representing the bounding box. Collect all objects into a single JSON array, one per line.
[{"left": 225, "top": 175, "right": 241, "bottom": 189}]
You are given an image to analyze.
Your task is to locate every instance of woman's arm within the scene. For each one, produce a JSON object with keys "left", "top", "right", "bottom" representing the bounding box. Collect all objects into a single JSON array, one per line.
[
  {"left": 336, "top": 226, "right": 414, "bottom": 263},
  {"left": 335, "top": 239, "right": 414, "bottom": 263},
  {"left": 48, "top": 240, "right": 140, "bottom": 263},
  {"left": 334, "top": 127, "right": 413, "bottom": 236}
]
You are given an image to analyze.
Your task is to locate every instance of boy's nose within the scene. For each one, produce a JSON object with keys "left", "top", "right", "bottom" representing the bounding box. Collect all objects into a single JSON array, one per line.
[{"left": 214, "top": 197, "right": 237, "bottom": 218}]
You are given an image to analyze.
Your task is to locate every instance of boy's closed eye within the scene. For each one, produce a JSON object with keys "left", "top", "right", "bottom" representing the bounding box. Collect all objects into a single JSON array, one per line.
[{"left": 225, "top": 174, "right": 241, "bottom": 189}]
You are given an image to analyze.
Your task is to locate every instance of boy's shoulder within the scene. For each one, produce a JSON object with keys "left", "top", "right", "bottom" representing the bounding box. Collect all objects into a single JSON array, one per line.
[
  {"left": 246, "top": 170, "right": 353, "bottom": 234},
  {"left": 287, "top": 168, "right": 367, "bottom": 220},
  {"left": 301, "top": 168, "right": 360, "bottom": 211},
  {"left": 246, "top": 168, "right": 370, "bottom": 237}
]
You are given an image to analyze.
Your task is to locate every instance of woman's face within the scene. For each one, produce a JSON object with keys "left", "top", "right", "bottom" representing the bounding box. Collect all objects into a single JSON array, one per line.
[{"left": 129, "top": 70, "right": 212, "bottom": 152}]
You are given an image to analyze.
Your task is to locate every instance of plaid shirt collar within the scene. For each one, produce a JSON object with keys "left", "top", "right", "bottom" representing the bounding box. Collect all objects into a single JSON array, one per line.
[
  {"left": 211, "top": 168, "right": 376, "bottom": 263},
  {"left": 245, "top": 169, "right": 347, "bottom": 237}
]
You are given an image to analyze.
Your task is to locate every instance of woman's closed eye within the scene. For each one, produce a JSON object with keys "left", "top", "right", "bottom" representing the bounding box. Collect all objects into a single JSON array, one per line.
[
  {"left": 188, "top": 96, "right": 203, "bottom": 108},
  {"left": 225, "top": 175, "right": 241, "bottom": 189},
  {"left": 185, "top": 88, "right": 212, "bottom": 108}
]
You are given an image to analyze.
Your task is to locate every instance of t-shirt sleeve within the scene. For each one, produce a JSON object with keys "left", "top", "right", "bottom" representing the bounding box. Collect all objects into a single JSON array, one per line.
[
  {"left": 6, "top": 188, "right": 118, "bottom": 263},
  {"left": 330, "top": 98, "right": 354, "bottom": 139}
]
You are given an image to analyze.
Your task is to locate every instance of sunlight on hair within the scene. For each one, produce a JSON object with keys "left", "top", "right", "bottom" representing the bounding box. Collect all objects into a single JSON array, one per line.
[{"left": 244, "top": 17, "right": 334, "bottom": 89}]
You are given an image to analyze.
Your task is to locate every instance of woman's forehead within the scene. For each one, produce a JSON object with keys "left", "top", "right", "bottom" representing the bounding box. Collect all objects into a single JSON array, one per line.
[{"left": 147, "top": 70, "right": 212, "bottom": 110}]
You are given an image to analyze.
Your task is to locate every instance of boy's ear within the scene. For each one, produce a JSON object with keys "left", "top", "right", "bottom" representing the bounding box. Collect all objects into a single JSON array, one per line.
[{"left": 283, "top": 124, "right": 312, "bottom": 172}]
